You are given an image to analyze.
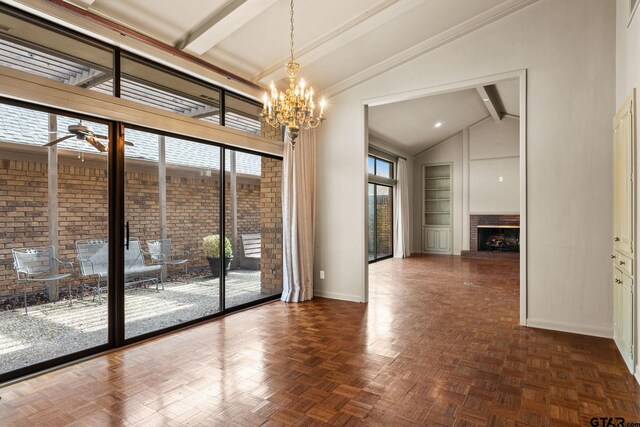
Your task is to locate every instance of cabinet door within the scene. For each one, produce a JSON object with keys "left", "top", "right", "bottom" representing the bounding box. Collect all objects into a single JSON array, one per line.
[
  {"left": 437, "top": 229, "right": 451, "bottom": 252},
  {"left": 424, "top": 228, "right": 438, "bottom": 252},
  {"left": 613, "top": 95, "right": 634, "bottom": 255},
  {"left": 615, "top": 270, "right": 635, "bottom": 371}
]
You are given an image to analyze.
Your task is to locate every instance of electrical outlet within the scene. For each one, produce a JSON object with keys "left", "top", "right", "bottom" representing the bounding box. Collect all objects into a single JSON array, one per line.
[{"left": 320, "top": 270, "right": 325, "bottom": 279}]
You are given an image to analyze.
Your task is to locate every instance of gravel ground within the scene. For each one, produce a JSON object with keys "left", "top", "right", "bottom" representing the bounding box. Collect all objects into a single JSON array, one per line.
[{"left": 0, "top": 269, "right": 273, "bottom": 375}]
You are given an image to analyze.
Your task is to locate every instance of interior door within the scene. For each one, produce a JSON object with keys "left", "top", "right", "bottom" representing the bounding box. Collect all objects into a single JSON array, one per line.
[{"left": 614, "top": 95, "right": 634, "bottom": 255}]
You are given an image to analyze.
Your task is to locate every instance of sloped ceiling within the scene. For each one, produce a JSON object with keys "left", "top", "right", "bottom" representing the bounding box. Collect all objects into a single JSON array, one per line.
[{"left": 56, "top": 0, "right": 537, "bottom": 94}]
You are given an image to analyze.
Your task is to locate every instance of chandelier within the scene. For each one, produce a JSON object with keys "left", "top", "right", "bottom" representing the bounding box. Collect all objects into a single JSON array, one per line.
[{"left": 261, "top": 0, "right": 326, "bottom": 147}]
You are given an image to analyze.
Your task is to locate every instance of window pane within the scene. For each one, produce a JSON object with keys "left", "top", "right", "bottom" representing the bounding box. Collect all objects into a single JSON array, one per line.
[
  {"left": 119, "top": 55, "right": 221, "bottom": 124},
  {"left": 368, "top": 156, "right": 375, "bottom": 175},
  {"left": 368, "top": 184, "right": 376, "bottom": 261},
  {"left": 375, "top": 158, "right": 392, "bottom": 178},
  {"left": 0, "top": 102, "right": 109, "bottom": 375},
  {"left": 0, "top": 7, "right": 113, "bottom": 93},
  {"left": 124, "top": 128, "right": 222, "bottom": 339},
  {"left": 224, "top": 150, "right": 283, "bottom": 308},
  {"left": 225, "top": 94, "right": 262, "bottom": 135},
  {"left": 376, "top": 186, "right": 393, "bottom": 257}
]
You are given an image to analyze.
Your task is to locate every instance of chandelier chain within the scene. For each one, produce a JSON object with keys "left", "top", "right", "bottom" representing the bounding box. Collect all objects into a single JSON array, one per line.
[{"left": 289, "top": 0, "right": 295, "bottom": 61}]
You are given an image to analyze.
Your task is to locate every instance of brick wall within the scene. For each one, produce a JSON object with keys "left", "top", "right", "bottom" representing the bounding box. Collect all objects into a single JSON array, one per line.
[
  {"left": 259, "top": 123, "right": 283, "bottom": 295},
  {"left": 0, "top": 153, "right": 266, "bottom": 297}
]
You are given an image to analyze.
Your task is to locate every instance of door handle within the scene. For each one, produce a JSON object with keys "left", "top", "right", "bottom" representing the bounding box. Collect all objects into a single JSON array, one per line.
[
  {"left": 611, "top": 255, "right": 616, "bottom": 259},
  {"left": 614, "top": 237, "right": 620, "bottom": 242},
  {"left": 619, "top": 260, "right": 625, "bottom": 265},
  {"left": 125, "top": 221, "right": 130, "bottom": 250}
]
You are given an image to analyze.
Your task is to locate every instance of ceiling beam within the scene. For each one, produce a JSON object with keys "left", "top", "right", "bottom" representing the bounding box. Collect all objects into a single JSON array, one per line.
[
  {"left": 177, "top": 0, "right": 279, "bottom": 55},
  {"left": 326, "top": 0, "right": 539, "bottom": 97},
  {"left": 254, "top": 0, "right": 421, "bottom": 84},
  {"left": 64, "top": 0, "right": 97, "bottom": 8},
  {"left": 476, "top": 86, "right": 503, "bottom": 122}
]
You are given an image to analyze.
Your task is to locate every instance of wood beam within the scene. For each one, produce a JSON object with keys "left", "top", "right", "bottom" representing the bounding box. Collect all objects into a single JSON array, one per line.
[
  {"left": 178, "top": 0, "right": 278, "bottom": 55},
  {"left": 476, "top": 85, "right": 503, "bottom": 122},
  {"left": 47, "top": 113, "right": 59, "bottom": 302}
]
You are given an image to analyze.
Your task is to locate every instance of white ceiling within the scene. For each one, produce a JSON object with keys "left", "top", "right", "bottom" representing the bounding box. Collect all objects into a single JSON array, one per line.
[
  {"left": 368, "top": 78, "right": 519, "bottom": 155},
  {"left": 59, "top": 0, "right": 535, "bottom": 95}
]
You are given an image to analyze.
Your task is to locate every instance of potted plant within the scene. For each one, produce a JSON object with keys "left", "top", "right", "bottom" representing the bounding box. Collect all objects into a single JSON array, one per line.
[{"left": 203, "top": 234, "right": 233, "bottom": 277}]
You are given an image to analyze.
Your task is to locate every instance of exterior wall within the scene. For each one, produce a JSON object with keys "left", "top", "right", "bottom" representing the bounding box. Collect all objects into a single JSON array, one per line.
[
  {"left": 0, "top": 153, "right": 262, "bottom": 297},
  {"left": 260, "top": 124, "right": 283, "bottom": 295}
]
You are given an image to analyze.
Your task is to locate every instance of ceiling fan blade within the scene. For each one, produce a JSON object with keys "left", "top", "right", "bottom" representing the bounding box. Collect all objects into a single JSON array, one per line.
[
  {"left": 85, "top": 136, "right": 108, "bottom": 153},
  {"left": 124, "top": 140, "right": 135, "bottom": 147},
  {"left": 93, "top": 134, "right": 108, "bottom": 140},
  {"left": 44, "top": 134, "right": 74, "bottom": 146}
]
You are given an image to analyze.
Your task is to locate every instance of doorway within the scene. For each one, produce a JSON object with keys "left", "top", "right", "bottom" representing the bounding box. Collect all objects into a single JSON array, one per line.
[{"left": 363, "top": 71, "right": 527, "bottom": 324}]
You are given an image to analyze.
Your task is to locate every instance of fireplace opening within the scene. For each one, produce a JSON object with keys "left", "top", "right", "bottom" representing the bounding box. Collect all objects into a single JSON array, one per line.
[{"left": 477, "top": 226, "right": 520, "bottom": 252}]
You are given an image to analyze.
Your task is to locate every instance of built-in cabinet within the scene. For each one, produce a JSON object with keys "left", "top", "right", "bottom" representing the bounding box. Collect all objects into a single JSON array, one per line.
[
  {"left": 612, "top": 90, "right": 636, "bottom": 373},
  {"left": 422, "top": 163, "right": 452, "bottom": 254}
]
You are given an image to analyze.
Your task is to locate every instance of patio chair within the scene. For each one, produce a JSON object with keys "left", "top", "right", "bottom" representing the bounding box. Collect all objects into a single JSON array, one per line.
[
  {"left": 147, "top": 239, "right": 189, "bottom": 274},
  {"left": 12, "top": 246, "right": 74, "bottom": 314}
]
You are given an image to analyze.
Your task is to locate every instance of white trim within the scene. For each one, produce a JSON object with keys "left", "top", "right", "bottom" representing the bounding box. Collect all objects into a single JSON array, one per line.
[
  {"left": 635, "top": 366, "right": 640, "bottom": 385},
  {"left": 363, "top": 105, "right": 370, "bottom": 303},
  {"left": 314, "top": 289, "right": 365, "bottom": 303},
  {"left": 527, "top": 318, "right": 612, "bottom": 339},
  {"left": 519, "top": 69, "right": 527, "bottom": 325},
  {"left": 0, "top": 66, "right": 283, "bottom": 157},
  {"left": 362, "top": 69, "right": 527, "bottom": 325},
  {"left": 629, "top": 0, "right": 640, "bottom": 27},
  {"left": 326, "top": 0, "right": 539, "bottom": 97}
]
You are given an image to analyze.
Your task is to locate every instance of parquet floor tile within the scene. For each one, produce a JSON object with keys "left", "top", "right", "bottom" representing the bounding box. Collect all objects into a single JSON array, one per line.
[{"left": 1, "top": 255, "right": 639, "bottom": 426}]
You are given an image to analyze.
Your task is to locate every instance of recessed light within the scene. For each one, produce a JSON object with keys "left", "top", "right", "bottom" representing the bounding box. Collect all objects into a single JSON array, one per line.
[{"left": 434, "top": 122, "right": 442, "bottom": 128}]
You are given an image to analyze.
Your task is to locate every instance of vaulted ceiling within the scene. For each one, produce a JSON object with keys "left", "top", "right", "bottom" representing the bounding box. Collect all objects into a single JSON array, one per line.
[
  {"left": 368, "top": 78, "right": 519, "bottom": 155},
  {"left": 57, "top": 0, "right": 537, "bottom": 95}
]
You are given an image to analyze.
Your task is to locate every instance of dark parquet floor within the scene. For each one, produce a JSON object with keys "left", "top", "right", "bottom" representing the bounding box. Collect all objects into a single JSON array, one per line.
[{"left": 0, "top": 255, "right": 639, "bottom": 426}]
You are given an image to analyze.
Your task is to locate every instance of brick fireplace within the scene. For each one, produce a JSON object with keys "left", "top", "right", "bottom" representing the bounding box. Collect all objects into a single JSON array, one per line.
[{"left": 462, "top": 214, "right": 520, "bottom": 258}]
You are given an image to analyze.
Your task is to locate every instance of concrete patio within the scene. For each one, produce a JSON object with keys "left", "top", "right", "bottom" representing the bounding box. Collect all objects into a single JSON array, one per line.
[{"left": 0, "top": 270, "right": 275, "bottom": 375}]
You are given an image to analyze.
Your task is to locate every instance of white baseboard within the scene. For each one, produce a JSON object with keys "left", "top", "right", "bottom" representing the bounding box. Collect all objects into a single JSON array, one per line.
[
  {"left": 526, "top": 318, "right": 612, "bottom": 339},
  {"left": 314, "top": 289, "right": 364, "bottom": 303}
]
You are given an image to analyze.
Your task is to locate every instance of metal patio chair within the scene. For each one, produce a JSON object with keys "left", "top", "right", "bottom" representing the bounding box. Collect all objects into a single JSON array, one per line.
[
  {"left": 12, "top": 246, "right": 74, "bottom": 314},
  {"left": 147, "top": 239, "right": 189, "bottom": 274}
]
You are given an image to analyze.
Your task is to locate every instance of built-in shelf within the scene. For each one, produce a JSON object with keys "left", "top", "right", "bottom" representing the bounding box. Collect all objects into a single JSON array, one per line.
[{"left": 423, "top": 163, "right": 452, "bottom": 254}]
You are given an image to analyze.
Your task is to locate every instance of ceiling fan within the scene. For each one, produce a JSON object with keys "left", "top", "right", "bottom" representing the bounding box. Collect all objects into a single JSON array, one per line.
[{"left": 44, "top": 120, "right": 134, "bottom": 152}]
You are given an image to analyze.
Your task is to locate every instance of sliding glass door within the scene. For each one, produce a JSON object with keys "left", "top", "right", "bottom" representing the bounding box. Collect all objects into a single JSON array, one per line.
[
  {"left": 123, "top": 127, "right": 223, "bottom": 339},
  {"left": 0, "top": 101, "right": 110, "bottom": 378},
  {"left": 0, "top": 103, "right": 283, "bottom": 381},
  {"left": 223, "top": 149, "right": 283, "bottom": 309}
]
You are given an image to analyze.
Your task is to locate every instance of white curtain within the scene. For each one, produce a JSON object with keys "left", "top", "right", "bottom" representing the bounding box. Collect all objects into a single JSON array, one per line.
[
  {"left": 394, "top": 158, "right": 411, "bottom": 258},
  {"left": 281, "top": 129, "right": 316, "bottom": 302}
]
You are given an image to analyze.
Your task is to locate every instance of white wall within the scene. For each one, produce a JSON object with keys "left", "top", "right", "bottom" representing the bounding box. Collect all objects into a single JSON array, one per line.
[
  {"left": 315, "top": 0, "right": 615, "bottom": 338},
  {"left": 412, "top": 132, "right": 463, "bottom": 254},
  {"left": 616, "top": 0, "right": 640, "bottom": 377},
  {"left": 469, "top": 117, "right": 520, "bottom": 214}
]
